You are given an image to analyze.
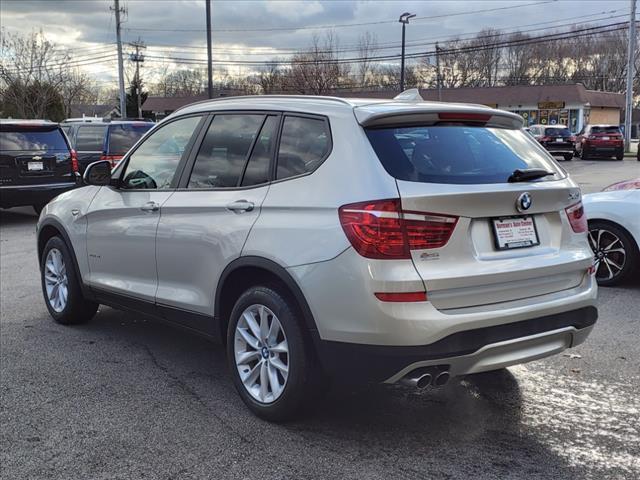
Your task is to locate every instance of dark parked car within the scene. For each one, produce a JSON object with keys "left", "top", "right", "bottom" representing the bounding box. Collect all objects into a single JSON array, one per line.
[
  {"left": 575, "top": 125, "right": 624, "bottom": 160},
  {"left": 528, "top": 124, "right": 575, "bottom": 161},
  {"left": 61, "top": 119, "right": 154, "bottom": 171},
  {"left": 0, "top": 120, "right": 78, "bottom": 214}
]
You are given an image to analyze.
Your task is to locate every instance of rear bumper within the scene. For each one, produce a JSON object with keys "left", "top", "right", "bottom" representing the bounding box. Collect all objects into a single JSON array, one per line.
[
  {"left": 314, "top": 306, "right": 597, "bottom": 383},
  {"left": 0, "top": 182, "right": 77, "bottom": 208}
]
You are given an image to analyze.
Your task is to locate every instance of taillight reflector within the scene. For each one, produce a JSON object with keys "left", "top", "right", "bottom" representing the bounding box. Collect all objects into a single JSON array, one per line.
[
  {"left": 338, "top": 199, "right": 458, "bottom": 259},
  {"left": 565, "top": 201, "right": 587, "bottom": 233},
  {"left": 70, "top": 149, "right": 79, "bottom": 173},
  {"left": 374, "top": 292, "right": 427, "bottom": 302}
]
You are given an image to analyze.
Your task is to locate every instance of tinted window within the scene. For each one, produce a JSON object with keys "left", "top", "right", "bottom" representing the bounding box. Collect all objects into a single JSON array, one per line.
[
  {"left": 366, "top": 126, "right": 562, "bottom": 185},
  {"left": 241, "top": 116, "right": 279, "bottom": 187},
  {"left": 188, "top": 114, "right": 263, "bottom": 188},
  {"left": 544, "top": 127, "right": 571, "bottom": 137},
  {"left": 121, "top": 116, "right": 201, "bottom": 190},
  {"left": 276, "top": 116, "right": 330, "bottom": 180},
  {"left": 108, "top": 123, "right": 153, "bottom": 155},
  {"left": 590, "top": 126, "right": 621, "bottom": 134},
  {"left": 76, "top": 125, "right": 107, "bottom": 151},
  {"left": 0, "top": 127, "right": 68, "bottom": 151}
]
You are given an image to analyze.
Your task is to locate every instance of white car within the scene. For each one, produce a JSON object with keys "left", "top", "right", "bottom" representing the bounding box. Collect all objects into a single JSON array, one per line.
[
  {"left": 583, "top": 179, "right": 640, "bottom": 286},
  {"left": 36, "top": 92, "right": 597, "bottom": 421}
]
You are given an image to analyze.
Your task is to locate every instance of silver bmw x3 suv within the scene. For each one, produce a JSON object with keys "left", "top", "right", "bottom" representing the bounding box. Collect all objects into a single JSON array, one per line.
[{"left": 37, "top": 92, "right": 597, "bottom": 421}]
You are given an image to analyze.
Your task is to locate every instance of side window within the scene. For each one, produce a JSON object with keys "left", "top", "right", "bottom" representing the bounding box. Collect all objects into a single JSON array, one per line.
[
  {"left": 76, "top": 125, "right": 107, "bottom": 151},
  {"left": 188, "top": 114, "right": 264, "bottom": 188},
  {"left": 121, "top": 115, "right": 201, "bottom": 190},
  {"left": 241, "top": 115, "right": 279, "bottom": 187},
  {"left": 276, "top": 116, "right": 330, "bottom": 180}
]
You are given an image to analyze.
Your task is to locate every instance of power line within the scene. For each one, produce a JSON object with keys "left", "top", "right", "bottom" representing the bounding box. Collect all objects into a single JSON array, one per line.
[{"left": 124, "top": 1, "right": 554, "bottom": 33}]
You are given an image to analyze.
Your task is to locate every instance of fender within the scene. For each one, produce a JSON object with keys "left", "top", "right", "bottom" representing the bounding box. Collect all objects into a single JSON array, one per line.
[
  {"left": 215, "top": 255, "right": 319, "bottom": 333},
  {"left": 37, "top": 217, "right": 95, "bottom": 301}
]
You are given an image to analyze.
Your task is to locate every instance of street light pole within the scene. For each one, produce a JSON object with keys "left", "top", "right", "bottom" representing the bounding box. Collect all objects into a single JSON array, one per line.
[
  {"left": 398, "top": 12, "right": 416, "bottom": 92},
  {"left": 624, "top": 0, "right": 637, "bottom": 151},
  {"left": 206, "top": 0, "right": 213, "bottom": 99}
]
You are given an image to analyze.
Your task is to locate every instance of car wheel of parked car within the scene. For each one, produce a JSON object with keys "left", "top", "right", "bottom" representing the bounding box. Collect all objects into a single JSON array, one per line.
[
  {"left": 32, "top": 203, "right": 46, "bottom": 215},
  {"left": 588, "top": 220, "right": 638, "bottom": 286},
  {"left": 615, "top": 151, "right": 624, "bottom": 161},
  {"left": 579, "top": 146, "right": 589, "bottom": 160},
  {"left": 227, "top": 285, "right": 319, "bottom": 422},
  {"left": 563, "top": 153, "right": 573, "bottom": 161},
  {"left": 41, "top": 236, "right": 99, "bottom": 324}
]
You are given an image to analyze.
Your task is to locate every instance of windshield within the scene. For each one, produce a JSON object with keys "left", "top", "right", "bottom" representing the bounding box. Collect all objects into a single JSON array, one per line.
[
  {"left": 365, "top": 125, "right": 562, "bottom": 185},
  {"left": 107, "top": 124, "right": 153, "bottom": 155},
  {"left": 0, "top": 127, "right": 68, "bottom": 151}
]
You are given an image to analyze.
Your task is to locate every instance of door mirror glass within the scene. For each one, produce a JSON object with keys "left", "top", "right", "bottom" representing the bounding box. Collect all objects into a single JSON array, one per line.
[{"left": 83, "top": 160, "right": 112, "bottom": 186}]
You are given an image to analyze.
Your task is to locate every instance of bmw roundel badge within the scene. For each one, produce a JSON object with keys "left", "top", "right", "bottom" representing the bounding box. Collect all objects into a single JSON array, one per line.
[{"left": 516, "top": 192, "right": 532, "bottom": 212}]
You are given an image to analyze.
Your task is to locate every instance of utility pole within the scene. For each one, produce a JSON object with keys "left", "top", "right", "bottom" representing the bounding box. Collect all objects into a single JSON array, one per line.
[
  {"left": 206, "top": 0, "right": 213, "bottom": 99},
  {"left": 112, "top": 0, "right": 126, "bottom": 119},
  {"left": 624, "top": 0, "right": 637, "bottom": 152},
  {"left": 128, "top": 38, "right": 146, "bottom": 118},
  {"left": 398, "top": 12, "right": 415, "bottom": 92},
  {"left": 436, "top": 42, "right": 442, "bottom": 101}
]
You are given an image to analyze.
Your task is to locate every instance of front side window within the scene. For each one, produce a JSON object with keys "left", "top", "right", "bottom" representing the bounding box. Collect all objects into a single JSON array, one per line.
[
  {"left": 121, "top": 116, "right": 201, "bottom": 190},
  {"left": 76, "top": 125, "right": 107, "bottom": 151},
  {"left": 188, "top": 114, "right": 264, "bottom": 188},
  {"left": 276, "top": 116, "right": 330, "bottom": 180},
  {"left": 366, "top": 125, "right": 563, "bottom": 185}
]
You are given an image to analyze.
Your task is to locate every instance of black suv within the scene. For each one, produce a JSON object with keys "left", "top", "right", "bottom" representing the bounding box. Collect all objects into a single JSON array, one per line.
[
  {"left": 0, "top": 120, "right": 78, "bottom": 214},
  {"left": 61, "top": 119, "right": 154, "bottom": 172},
  {"left": 528, "top": 124, "right": 575, "bottom": 161}
]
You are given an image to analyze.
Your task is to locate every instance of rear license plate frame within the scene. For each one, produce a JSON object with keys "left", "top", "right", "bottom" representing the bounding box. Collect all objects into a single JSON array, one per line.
[
  {"left": 491, "top": 215, "right": 540, "bottom": 250},
  {"left": 27, "top": 161, "right": 44, "bottom": 171}
]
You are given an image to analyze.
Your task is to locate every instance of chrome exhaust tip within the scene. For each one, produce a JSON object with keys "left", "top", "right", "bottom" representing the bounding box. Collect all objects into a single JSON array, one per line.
[
  {"left": 434, "top": 371, "right": 450, "bottom": 386},
  {"left": 400, "top": 372, "right": 432, "bottom": 389}
]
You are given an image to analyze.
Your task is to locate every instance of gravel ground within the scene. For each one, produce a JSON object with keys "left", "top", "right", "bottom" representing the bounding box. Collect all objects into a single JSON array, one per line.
[{"left": 1, "top": 158, "right": 639, "bottom": 480}]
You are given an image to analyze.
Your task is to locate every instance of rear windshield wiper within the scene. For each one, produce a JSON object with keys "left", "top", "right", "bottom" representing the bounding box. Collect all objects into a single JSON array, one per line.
[{"left": 508, "top": 168, "right": 555, "bottom": 183}]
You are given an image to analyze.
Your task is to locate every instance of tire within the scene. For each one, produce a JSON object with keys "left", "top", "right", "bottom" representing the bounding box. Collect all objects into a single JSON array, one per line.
[
  {"left": 41, "top": 236, "right": 98, "bottom": 324},
  {"left": 588, "top": 220, "right": 638, "bottom": 286},
  {"left": 226, "top": 284, "right": 320, "bottom": 422},
  {"left": 615, "top": 150, "right": 624, "bottom": 161},
  {"left": 563, "top": 153, "right": 573, "bottom": 162},
  {"left": 579, "top": 146, "right": 589, "bottom": 160},
  {"left": 33, "top": 203, "right": 46, "bottom": 215}
]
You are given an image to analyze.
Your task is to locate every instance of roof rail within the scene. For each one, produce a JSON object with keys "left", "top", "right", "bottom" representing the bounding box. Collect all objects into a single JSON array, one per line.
[{"left": 172, "top": 94, "right": 353, "bottom": 115}]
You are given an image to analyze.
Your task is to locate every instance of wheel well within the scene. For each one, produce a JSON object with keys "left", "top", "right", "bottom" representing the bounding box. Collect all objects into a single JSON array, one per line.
[
  {"left": 216, "top": 264, "right": 314, "bottom": 344},
  {"left": 37, "top": 225, "right": 63, "bottom": 264}
]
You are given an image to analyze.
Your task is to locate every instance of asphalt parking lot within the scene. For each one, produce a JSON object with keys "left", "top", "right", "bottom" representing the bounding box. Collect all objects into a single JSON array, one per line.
[{"left": 1, "top": 158, "right": 639, "bottom": 480}]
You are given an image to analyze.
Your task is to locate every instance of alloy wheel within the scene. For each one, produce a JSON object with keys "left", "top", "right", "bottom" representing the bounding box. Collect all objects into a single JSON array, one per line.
[
  {"left": 234, "top": 304, "right": 289, "bottom": 404},
  {"left": 44, "top": 248, "right": 69, "bottom": 313},
  {"left": 588, "top": 228, "right": 626, "bottom": 282}
]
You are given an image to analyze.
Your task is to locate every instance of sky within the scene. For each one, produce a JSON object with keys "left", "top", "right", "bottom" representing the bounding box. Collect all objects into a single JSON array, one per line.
[{"left": 0, "top": 0, "right": 634, "bottom": 89}]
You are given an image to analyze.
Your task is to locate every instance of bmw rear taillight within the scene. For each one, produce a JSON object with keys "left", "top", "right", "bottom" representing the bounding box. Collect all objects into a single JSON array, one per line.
[
  {"left": 338, "top": 199, "right": 458, "bottom": 259},
  {"left": 565, "top": 201, "right": 587, "bottom": 233},
  {"left": 70, "top": 149, "right": 79, "bottom": 173}
]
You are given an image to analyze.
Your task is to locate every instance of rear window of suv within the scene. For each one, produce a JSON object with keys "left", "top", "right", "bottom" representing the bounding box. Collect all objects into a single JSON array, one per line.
[
  {"left": 365, "top": 125, "right": 562, "bottom": 185},
  {"left": 107, "top": 124, "right": 153, "bottom": 155},
  {"left": 544, "top": 127, "right": 571, "bottom": 137},
  {"left": 590, "top": 126, "right": 621, "bottom": 134},
  {"left": 0, "top": 127, "right": 68, "bottom": 151}
]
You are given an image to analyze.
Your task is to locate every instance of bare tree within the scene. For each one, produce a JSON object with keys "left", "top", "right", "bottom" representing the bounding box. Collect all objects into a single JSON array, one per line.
[
  {"left": 0, "top": 30, "right": 69, "bottom": 120},
  {"left": 60, "top": 69, "right": 97, "bottom": 117},
  {"left": 284, "top": 32, "right": 349, "bottom": 94},
  {"left": 356, "top": 32, "right": 379, "bottom": 87},
  {"left": 257, "top": 59, "right": 283, "bottom": 94}
]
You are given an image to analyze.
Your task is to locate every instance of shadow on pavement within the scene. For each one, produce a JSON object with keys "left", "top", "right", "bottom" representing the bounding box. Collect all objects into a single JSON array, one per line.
[
  {"left": 73, "top": 306, "right": 583, "bottom": 479},
  {"left": 0, "top": 207, "right": 38, "bottom": 227}
]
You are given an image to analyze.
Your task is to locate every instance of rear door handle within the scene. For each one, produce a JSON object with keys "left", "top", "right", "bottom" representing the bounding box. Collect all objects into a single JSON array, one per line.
[
  {"left": 226, "top": 200, "right": 254, "bottom": 213},
  {"left": 140, "top": 201, "right": 160, "bottom": 213}
]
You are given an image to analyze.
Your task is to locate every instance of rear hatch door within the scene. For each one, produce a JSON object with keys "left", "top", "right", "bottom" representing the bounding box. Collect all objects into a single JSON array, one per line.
[
  {"left": 361, "top": 110, "right": 591, "bottom": 310},
  {"left": 0, "top": 124, "right": 73, "bottom": 186}
]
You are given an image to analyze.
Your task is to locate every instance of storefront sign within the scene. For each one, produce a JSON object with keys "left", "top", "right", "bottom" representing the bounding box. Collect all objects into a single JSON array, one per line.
[{"left": 538, "top": 101, "right": 565, "bottom": 109}]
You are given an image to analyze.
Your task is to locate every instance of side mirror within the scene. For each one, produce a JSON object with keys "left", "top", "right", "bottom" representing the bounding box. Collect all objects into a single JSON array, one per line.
[{"left": 83, "top": 160, "right": 112, "bottom": 186}]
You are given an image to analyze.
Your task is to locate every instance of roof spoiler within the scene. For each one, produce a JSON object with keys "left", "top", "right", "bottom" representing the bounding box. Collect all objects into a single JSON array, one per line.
[{"left": 393, "top": 89, "right": 424, "bottom": 103}]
